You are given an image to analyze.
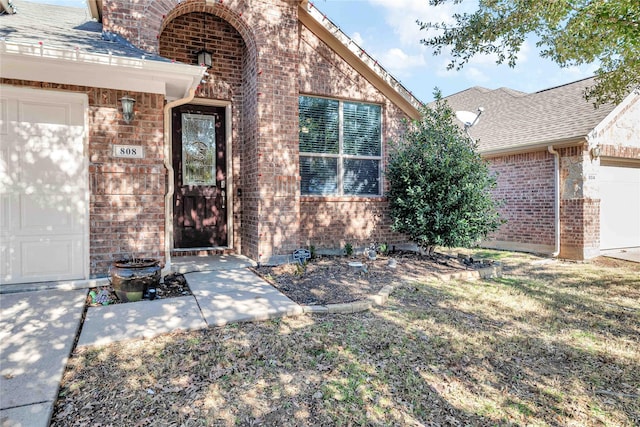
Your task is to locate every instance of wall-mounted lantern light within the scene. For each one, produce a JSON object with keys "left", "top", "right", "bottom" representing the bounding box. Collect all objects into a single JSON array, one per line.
[
  {"left": 120, "top": 96, "right": 135, "bottom": 124},
  {"left": 197, "top": 49, "right": 212, "bottom": 68},
  {"left": 590, "top": 145, "right": 601, "bottom": 160}
]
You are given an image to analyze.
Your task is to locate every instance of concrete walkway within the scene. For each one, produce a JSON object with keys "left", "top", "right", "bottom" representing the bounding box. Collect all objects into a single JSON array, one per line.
[
  {"left": 0, "top": 288, "right": 86, "bottom": 427},
  {"left": 601, "top": 247, "right": 640, "bottom": 263},
  {"left": 0, "top": 254, "right": 302, "bottom": 427}
]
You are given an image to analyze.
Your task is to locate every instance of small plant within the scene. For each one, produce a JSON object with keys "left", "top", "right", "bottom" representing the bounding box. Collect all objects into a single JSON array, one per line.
[
  {"left": 344, "top": 242, "right": 354, "bottom": 257},
  {"left": 309, "top": 245, "right": 316, "bottom": 259},
  {"left": 294, "top": 261, "right": 307, "bottom": 276},
  {"left": 377, "top": 243, "right": 389, "bottom": 255}
]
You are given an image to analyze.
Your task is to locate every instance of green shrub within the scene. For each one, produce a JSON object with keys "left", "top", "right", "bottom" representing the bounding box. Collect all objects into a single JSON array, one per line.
[{"left": 386, "top": 90, "right": 503, "bottom": 254}]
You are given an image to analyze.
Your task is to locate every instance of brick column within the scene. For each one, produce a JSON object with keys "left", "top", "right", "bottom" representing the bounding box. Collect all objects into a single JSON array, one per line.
[{"left": 559, "top": 146, "right": 600, "bottom": 260}]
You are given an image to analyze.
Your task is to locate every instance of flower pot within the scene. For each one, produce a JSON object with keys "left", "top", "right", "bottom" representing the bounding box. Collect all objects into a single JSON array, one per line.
[{"left": 109, "top": 259, "right": 161, "bottom": 302}]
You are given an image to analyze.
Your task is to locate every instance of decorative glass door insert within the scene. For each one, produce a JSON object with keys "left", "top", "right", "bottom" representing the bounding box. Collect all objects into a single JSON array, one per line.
[{"left": 182, "top": 113, "right": 216, "bottom": 185}]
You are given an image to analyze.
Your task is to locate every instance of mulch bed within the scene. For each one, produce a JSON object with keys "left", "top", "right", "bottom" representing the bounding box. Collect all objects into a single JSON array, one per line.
[
  {"left": 254, "top": 251, "right": 492, "bottom": 305},
  {"left": 86, "top": 251, "right": 491, "bottom": 307}
]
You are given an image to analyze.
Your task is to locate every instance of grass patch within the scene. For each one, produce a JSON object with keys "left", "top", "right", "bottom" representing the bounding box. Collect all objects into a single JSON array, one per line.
[{"left": 52, "top": 253, "right": 640, "bottom": 426}]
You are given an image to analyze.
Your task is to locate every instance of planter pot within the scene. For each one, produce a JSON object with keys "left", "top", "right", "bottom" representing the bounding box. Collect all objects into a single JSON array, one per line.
[{"left": 109, "top": 259, "right": 161, "bottom": 302}]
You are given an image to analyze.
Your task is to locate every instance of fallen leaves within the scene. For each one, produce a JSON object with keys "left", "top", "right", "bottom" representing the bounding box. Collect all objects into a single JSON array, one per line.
[{"left": 52, "top": 251, "right": 640, "bottom": 426}]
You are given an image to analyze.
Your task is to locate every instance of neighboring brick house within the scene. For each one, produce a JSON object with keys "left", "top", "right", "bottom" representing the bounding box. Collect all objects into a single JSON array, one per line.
[
  {"left": 444, "top": 78, "right": 640, "bottom": 260},
  {"left": 0, "top": 0, "right": 422, "bottom": 285}
]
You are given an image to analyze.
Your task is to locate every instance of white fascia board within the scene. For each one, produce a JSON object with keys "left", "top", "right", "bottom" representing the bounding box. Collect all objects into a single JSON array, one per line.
[
  {"left": 479, "top": 137, "right": 586, "bottom": 157},
  {"left": 0, "top": 41, "right": 204, "bottom": 100}
]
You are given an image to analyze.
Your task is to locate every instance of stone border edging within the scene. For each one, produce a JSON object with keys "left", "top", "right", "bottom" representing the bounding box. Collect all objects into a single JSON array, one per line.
[{"left": 300, "top": 263, "right": 502, "bottom": 315}]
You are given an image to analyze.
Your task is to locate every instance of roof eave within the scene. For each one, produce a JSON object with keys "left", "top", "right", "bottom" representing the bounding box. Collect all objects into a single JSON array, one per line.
[
  {"left": 479, "top": 137, "right": 587, "bottom": 157},
  {"left": 0, "top": 41, "right": 204, "bottom": 100},
  {"left": 298, "top": 4, "right": 422, "bottom": 120}
]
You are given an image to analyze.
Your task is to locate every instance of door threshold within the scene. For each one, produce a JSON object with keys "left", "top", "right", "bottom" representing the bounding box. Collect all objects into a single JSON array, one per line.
[{"left": 171, "top": 247, "right": 234, "bottom": 257}]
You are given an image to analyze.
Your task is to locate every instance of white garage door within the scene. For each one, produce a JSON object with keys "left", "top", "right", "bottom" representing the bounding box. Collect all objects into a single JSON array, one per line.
[
  {"left": 600, "top": 164, "right": 640, "bottom": 250},
  {"left": 0, "top": 86, "right": 88, "bottom": 284}
]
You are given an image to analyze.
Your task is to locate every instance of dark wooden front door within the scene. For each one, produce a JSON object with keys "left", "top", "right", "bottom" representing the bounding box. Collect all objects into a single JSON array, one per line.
[{"left": 172, "top": 105, "right": 227, "bottom": 248}]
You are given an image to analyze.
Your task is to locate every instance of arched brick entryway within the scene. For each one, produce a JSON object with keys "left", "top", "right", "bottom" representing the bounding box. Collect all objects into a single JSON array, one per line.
[
  {"left": 103, "top": 0, "right": 303, "bottom": 262},
  {"left": 159, "top": 7, "right": 257, "bottom": 257}
]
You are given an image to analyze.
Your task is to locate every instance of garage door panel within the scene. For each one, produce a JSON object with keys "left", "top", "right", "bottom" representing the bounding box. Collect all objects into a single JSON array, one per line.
[
  {"left": 0, "top": 238, "right": 11, "bottom": 282},
  {"left": 600, "top": 165, "right": 640, "bottom": 250},
  {"left": 0, "top": 98, "right": 7, "bottom": 135},
  {"left": 0, "top": 147, "right": 11, "bottom": 188},
  {"left": 19, "top": 194, "right": 84, "bottom": 232},
  {"left": 0, "top": 195, "right": 9, "bottom": 230},
  {"left": 0, "top": 86, "right": 88, "bottom": 285},
  {"left": 19, "top": 102, "right": 70, "bottom": 125},
  {"left": 15, "top": 128, "right": 85, "bottom": 187},
  {"left": 20, "top": 236, "right": 83, "bottom": 280}
]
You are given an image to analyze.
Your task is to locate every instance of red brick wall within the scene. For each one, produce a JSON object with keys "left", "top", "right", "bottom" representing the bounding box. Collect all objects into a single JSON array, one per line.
[
  {"left": 560, "top": 199, "right": 600, "bottom": 259},
  {"left": 1, "top": 78, "right": 166, "bottom": 276},
  {"left": 253, "top": 0, "right": 301, "bottom": 262},
  {"left": 485, "top": 150, "right": 556, "bottom": 251},
  {"left": 108, "top": 0, "right": 302, "bottom": 262},
  {"left": 486, "top": 146, "right": 602, "bottom": 260},
  {"left": 297, "top": 24, "right": 409, "bottom": 251},
  {"left": 102, "top": 0, "right": 420, "bottom": 261},
  {"left": 88, "top": 91, "right": 166, "bottom": 273},
  {"left": 600, "top": 145, "right": 640, "bottom": 159}
]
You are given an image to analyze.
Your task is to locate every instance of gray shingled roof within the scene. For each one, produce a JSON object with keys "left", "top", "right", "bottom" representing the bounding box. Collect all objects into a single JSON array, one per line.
[
  {"left": 443, "top": 77, "right": 617, "bottom": 153},
  {"left": 0, "top": 0, "right": 167, "bottom": 62}
]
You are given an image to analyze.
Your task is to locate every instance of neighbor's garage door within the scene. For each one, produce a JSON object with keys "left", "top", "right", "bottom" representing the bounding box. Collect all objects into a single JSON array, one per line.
[
  {"left": 0, "top": 86, "right": 88, "bottom": 284},
  {"left": 600, "top": 164, "right": 640, "bottom": 250}
]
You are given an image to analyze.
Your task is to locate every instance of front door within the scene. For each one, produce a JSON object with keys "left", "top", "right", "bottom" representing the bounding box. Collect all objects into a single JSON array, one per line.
[{"left": 172, "top": 104, "right": 227, "bottom": 248}]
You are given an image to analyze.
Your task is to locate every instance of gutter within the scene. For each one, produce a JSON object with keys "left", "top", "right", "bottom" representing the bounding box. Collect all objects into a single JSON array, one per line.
[
  {"left": 548, "top": 146, "right": 560, "bottom": 257},
  {"left": 161, "top": 66, "right": 205, "bottom": 275},
  {"left": 480, "top": 137, "right": 585, "bottom": 158},
  {"left": 162, "top": 88, "right": 200, "bottom": 276},
  {"left": 0, "top": 40, "right": 203, "bottom": 100}
]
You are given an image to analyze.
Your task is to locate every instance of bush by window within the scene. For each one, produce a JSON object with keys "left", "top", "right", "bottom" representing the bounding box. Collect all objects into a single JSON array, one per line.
[{"left": 299, "top": 96, "right": 382, "bottom": 196}]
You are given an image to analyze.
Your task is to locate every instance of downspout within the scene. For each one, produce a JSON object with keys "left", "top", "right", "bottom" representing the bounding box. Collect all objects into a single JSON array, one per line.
[
  {"left": 162, "top": 88, "right": 198, "bottom": 276},
  {"left": 548, "top": 145, "right": 560, "bottom": 257}
]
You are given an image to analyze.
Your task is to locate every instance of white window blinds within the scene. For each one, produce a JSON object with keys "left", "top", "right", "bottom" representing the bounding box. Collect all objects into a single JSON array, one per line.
[{"left": 299, "top": 96, "right": 382, "bottom": 196}]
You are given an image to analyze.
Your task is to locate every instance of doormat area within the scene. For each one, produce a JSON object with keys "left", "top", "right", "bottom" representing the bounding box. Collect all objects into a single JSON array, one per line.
[{"left": 86, "top": 273, "right": 192, "bottom": 307}]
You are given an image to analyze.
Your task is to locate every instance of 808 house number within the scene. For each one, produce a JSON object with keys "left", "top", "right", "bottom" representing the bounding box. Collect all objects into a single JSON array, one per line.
[{"left": 113, "top": 144, "right": 144, "bottom": 159}]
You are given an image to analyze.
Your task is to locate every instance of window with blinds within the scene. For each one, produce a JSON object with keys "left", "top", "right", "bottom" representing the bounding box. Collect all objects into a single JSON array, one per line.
[{"left": 299, "top": 95, "right": 382, "bottom": 196}]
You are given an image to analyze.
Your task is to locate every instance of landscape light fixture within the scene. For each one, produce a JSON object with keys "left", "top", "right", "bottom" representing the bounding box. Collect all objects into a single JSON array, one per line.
[{"left": 120, "top": 96, "right": 135, "bottom": 124}]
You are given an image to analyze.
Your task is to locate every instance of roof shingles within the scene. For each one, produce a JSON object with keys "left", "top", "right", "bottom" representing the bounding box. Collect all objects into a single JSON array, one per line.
[
  {"left": 443, "top": 77, "right": 617, "bottom": 153},
  {"left": 0, "top": 1, "right": 167, "bottom": 62}
]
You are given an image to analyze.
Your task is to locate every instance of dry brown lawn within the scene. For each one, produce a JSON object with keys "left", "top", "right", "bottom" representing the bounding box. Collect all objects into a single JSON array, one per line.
[{"left": 52, "top": 250, "right": 640, "bottom": 426}]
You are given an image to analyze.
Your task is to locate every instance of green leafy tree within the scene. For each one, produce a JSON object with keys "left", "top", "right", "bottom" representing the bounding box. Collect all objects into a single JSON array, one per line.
[
  {"left": 386, "top": 91, "right": 503, "bottom": 254},
  {"left": 419, "top": 0, "right": 639, "bottom": 105}
]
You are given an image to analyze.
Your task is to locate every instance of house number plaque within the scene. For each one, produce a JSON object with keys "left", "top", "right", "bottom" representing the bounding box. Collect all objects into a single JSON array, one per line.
[{"left": 113, "top": 144, "right": 144, "bottom": 159}]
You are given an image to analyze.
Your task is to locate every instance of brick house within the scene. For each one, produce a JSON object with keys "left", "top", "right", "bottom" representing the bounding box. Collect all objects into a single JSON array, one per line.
[
  {"left": 443, "top": 78, "right": 640, "bottom": 260},
  {"left": 0, "top": 0, "right": 423, "bottom": 285}
]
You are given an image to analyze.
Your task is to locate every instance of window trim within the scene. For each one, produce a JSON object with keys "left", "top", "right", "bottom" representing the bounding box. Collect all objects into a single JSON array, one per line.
[{"left": 299, "top": 95, "right": 384, "bottom": 197}]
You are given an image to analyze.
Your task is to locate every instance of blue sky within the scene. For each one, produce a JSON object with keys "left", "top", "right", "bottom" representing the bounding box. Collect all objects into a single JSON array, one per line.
[{"left": 27, "top": 0, "right": 598, "bottom": 103}]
